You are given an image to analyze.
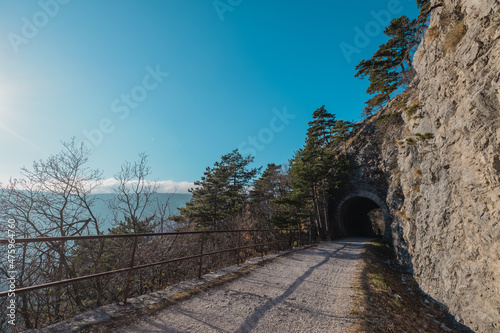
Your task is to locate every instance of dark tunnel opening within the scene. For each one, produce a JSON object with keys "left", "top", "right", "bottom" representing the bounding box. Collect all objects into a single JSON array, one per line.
[{"left": 339, "top": 197, "right": 385, "bottom": 237}]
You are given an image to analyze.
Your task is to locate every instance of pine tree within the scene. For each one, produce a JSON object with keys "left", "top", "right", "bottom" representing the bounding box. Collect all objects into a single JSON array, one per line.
[
  {"left": 355, "top": 0, "right": 432, "bottom": 116},
  {"left": 355, "top": 16, "right": 418, "bottom": 114},
  {"left": 180, "top": 149, "right": 260, "bottom": 230},
  {"left": 332, "top": 120, "right": 353, "bottom": 155},
  {"left": 305, "top": 106, "right": 338, "bottom": 146},
  {"left": 288, "top": 106, "right": 352, "bottom": 240},
  {"left": 249, "top": 163, "right": 299, "bottom": 228},
  {"left": 416, "top": 0, "right": 431, "bottom": 17},
  {"left": 250, "top": 164, "right": 282, "bottom": 212}
]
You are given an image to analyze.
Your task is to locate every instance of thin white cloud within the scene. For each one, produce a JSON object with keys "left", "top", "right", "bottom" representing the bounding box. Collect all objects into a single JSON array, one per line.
[
  {"left": 94, "top": 178, "right": 195, "bottom": 194},
  {"left": 157, "top": 180, "right": 195, "bottom": 193},
  {"left": 0, "top": 123, "right": 49, "bottom": 156}
]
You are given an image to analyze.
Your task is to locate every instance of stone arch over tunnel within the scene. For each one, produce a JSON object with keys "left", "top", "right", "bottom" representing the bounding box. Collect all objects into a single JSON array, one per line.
[{"left": 334, "top": 191, "right": 392, "bottom": 242}]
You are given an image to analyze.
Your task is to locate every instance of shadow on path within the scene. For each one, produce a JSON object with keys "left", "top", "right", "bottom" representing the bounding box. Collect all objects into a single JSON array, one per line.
[{"left": 235, "top": 245, "right": 347, "bottom": 332}]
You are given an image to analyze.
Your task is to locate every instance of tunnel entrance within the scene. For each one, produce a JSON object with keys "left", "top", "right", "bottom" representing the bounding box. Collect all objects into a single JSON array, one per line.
[{"left": 339, "top": 196, "right": 385, "bottom": 237}]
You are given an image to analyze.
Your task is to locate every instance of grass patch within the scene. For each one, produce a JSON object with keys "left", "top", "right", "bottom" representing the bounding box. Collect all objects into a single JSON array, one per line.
[
  {"left": 375, "top": 111, "right": 402, "bottom": 124},
  {"left": 416, "top": 132, "right": 434, "bottom": 141},
  {"left": 426, "top": 25, "right": 440, "bottom": 43},
  {"left": 349, "top": 241, "right": 468, "bottom": 333},
  {"left": 392, "top": 94, "right": 410, "bottom": 111},
  {"left": 406, "top": 137, "right": 415, "bottom": 145},
  {"left": 406, "top": 103, "right": 420, "bottom": 118},
  {"left": 368, "top": 273, "right": 387, "bottom": 290},
  {"left": 443, "top": 22, "right": 467, "bottom": 52},
  {"left": 395, "top": 211, "right": 409, "bottom": 221},
  {"left": 416, "top": 48, "right": 425, "bottom": 61}
]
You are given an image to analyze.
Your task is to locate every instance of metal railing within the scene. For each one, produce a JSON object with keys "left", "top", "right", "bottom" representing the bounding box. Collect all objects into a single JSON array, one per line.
[{"left": 0, "top": 228, "right": 308, "bottom": 304}]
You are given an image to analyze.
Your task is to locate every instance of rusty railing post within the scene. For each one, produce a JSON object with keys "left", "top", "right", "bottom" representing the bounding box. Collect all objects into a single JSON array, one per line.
[
  {"left": 198, "top": 231, "right": 205, "bottom": 278},
  {"left": 236, "top": 230, "right": 241, "bottom": 266},
  {"left": 260, "top": 230, "right": 264, "bottom": 259},
  {"left": 251, "top": 230, "right": 255, "bottom": 256},
  {"left": 122, "top": 235, "right": 138, "bottom": 305},
  {"left": 252, "top": 230, "right": 258, "bottom": 257},
  {"left": 297, "top": 222, "right": 301, "bottom": 247},
  {"left": 309, "top": 223, "right": 312, "bottom": 245}
]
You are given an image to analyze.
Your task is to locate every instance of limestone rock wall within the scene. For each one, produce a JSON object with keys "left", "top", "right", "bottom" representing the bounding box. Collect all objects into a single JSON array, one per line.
[
  {"left": 392, "top": 0, "right": 500, "bottom": 331},
  {"left": 341, "top": 1, "right": 500, "bottom": 330}
]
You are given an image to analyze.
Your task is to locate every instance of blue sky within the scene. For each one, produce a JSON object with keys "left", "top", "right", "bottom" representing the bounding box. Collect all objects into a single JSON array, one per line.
[{"left": 0, "top": 0, "right": 419, "bottom": 192}]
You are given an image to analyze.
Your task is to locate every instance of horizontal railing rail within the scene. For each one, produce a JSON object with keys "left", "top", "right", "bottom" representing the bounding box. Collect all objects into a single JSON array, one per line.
[
  {"left": 0, "top": 229, "right": 289, "bottom": 244},
  {"left": 0, "top": 228, "right": 308, "bottom": 304}
]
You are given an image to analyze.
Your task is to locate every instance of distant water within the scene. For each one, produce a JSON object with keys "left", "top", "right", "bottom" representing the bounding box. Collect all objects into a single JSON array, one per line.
[
  {"left": 90, "top": 192, "right": 192, "bottom": 232},
  {"left": 0, "top": 193, "right": 192, "bottom": 293}
]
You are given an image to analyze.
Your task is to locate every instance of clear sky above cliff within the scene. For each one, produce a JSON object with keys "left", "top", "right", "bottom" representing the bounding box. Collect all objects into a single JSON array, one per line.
[{"left": 0, "top": 0, "right": 419, "bottom": 192}]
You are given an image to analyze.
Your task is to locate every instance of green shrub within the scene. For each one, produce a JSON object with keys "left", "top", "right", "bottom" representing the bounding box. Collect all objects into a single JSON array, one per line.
[
  {"left": 392, "top": 94, "right": 410, "bottom": 111},
  {"left": 375, "top": 111, "right": 402, "bottom": 124},
  {"left": 416, "top": 132, "right": 434, "bottom": 140},
  {"left": 406, "top": 104, "right": 420, "bottom": 118}
]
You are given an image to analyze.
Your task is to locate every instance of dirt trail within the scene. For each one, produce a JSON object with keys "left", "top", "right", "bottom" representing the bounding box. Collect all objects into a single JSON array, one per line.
[{"left": 114, "top": 238, "right": 367, "bottom": 333}]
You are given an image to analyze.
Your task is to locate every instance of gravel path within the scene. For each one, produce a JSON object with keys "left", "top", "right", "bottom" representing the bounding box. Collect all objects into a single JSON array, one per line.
[{"left": 114, "top": 238, "right": 367, "bottom": 333}]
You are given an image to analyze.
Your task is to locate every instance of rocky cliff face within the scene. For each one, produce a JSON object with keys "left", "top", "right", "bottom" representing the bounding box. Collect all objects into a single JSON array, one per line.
[
  {"left": 400, "top": 0, "right": 500, "bottom": 331},
  {"left": 343, "top": 1, "right": 500, "bottom": 331}
]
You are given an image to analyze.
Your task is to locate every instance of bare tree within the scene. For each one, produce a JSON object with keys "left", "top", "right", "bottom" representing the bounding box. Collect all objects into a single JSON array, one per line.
[
  {"left": 108, "top": 153, "right": 159, "bottom": 233},
  {"left": 1, "top": 139, "right": 103, "bottom": 237},
  {"left": 0, "top": 138, "right": 103, "bottom": 328},
  {"left": 153, "top": 191, "right": 176, "bottom": 232}
]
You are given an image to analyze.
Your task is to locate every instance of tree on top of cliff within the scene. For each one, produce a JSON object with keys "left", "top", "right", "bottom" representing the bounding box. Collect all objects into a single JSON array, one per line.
[
  {"left": 416, "top": 0, "right": 432, "bottom": 19},
  {"left": 306, "top": 106, "right": 337, "bottom": 146},
  {"left": 355, "top": 0, "right": 432, "bottom": 117},
  {"left": 355, "top": 16, "right": 418, "bottom": 116}
]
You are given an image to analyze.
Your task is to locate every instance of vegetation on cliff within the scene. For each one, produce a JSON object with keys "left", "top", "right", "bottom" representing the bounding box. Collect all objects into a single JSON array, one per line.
[{"left": 355, "top": 0, "right": 432, "bottom": 116}]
